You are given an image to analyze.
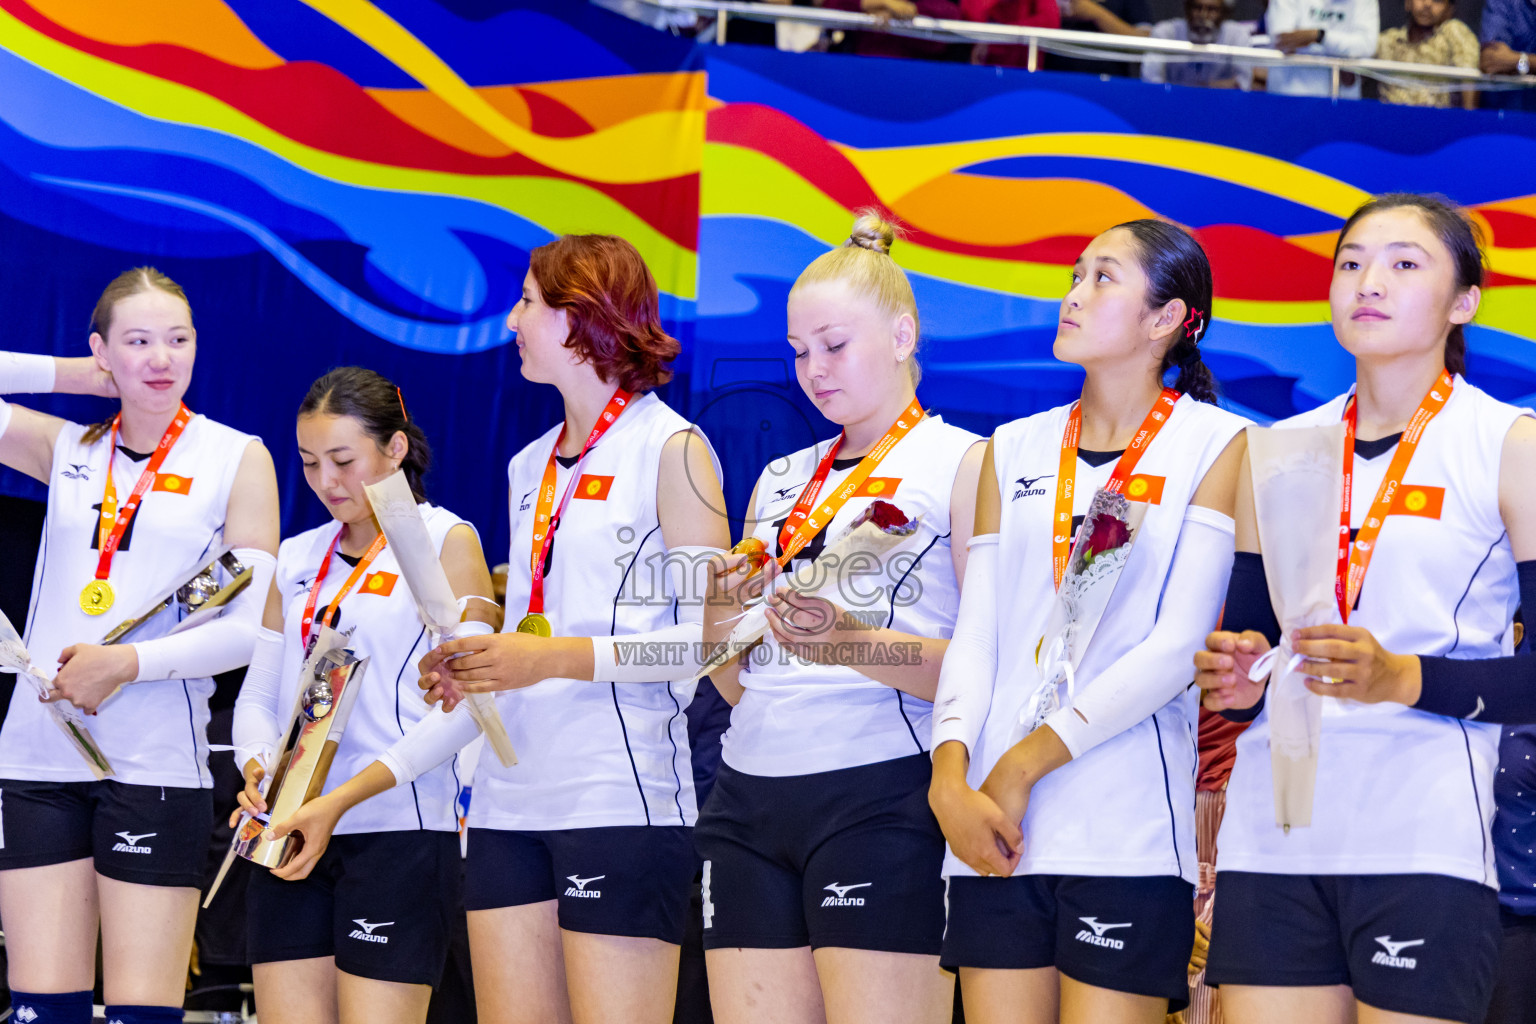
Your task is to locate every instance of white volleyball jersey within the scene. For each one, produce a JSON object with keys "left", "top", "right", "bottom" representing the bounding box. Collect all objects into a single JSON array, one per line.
[
  {"left": 942, "top": 396, "right": 1248, "bottom": 882},
  {"left": 1218, "top": 378, "right": 1529, "bottom": 885},
  {"left": 263, "top": 505, "right": 471, "bottom": 835},
  {"left": 1, "top": 415, "right": 255, "bottom": 787},
  {"left": 721, "top": 415, "right": 982, "bottom": 778},
  {"left": 470, "top": 393, "right": 713, "bottom": 831}
]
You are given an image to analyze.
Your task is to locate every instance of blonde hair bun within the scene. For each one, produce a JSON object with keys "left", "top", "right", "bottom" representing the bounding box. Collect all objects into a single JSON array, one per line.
[{"left": 844, "top": 208, "right": 902, "bottom": 256}]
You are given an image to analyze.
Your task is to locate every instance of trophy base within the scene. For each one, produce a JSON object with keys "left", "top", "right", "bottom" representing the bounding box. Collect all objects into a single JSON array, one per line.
[{"left": 232, "top": 817, "right": 302, "bottom": 870}]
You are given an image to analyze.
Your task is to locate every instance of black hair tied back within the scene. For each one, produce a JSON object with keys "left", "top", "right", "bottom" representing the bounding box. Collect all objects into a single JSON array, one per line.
[
  {"left": 298, "top": 366, "right": 433, "bottom": 501},
  {"left": 1113, "top": 218, "right": 1220, "bottom": 405}
]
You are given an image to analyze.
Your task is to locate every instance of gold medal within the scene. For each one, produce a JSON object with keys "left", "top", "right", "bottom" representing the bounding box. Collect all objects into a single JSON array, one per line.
[
  {"left": 516, "top": 613, "right": 552, "bottom": 637},
  {"left": 80, "top": 579, "right": 115, "bottom": 616}
]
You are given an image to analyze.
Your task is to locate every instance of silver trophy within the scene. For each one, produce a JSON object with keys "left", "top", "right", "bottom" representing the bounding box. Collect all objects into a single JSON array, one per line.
[
  {"left": 204, "top": 626, "right": 369, "bottom": 906},
  {"left": 101, "top": 546, "right": 254, "bottom": 646}
]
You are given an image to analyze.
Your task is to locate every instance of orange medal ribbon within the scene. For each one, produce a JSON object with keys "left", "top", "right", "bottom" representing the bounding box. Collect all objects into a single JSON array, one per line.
[
  {"left": 1050, "top": 388, "right": 1180, "bottom": 589},
  {"left": 775, "top": 397, "right": 924, "bottom": 567},
  {"left": 1335, "top": 370, "right": 1453, "bottom": 622},
  {"left": 300, "top": 528, "right": 388, "bottom": 651},
  {"left": 94, "top": 402, "right": 193, "bottom": 581},
  {"left": 525, "top": 388, "right": 634, "bottom": 619}
]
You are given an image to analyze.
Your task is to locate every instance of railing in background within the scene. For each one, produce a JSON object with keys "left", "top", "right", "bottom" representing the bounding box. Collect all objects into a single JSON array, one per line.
[{"left": 630, "top": 0, "right": 1536, "bottom": 101}]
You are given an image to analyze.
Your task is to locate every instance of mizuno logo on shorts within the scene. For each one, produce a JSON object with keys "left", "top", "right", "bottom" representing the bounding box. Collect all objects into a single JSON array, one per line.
[
  {"left": 348, "top": 919, "right": 393, "bottom": 943},
  {"left": 1075, "top": 916, "right": 1132, "bottom": 949},
  {"left": 565, "top": 874, "right": 605, "bottom": 898},
  {"left": 821, "top": 881, "right": 871, "bottom": 907},
  {"left": 1372, "top": 936, "right": 1424, "bottom": 969},
  {"left": 111, "top": 830, "right": 156, "bottom": 854}
]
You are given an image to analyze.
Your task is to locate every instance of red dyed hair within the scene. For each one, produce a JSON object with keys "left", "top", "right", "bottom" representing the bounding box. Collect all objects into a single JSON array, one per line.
[{"left": 528, "top": 234, "right": 679, "bottom": 393}]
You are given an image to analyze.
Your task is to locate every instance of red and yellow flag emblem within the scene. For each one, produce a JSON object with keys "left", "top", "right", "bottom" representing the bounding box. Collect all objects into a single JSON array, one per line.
[
  {"left": 362, "top": 571, "right": 397, "bottom": 596},
  {"left": 153, "top": 473, "right": 193, "bottom": 494},
  {"left": 575, "top": 474, "right": 614, "bottom": 500},
  {"left": 1124, "top": 474, "right": 1165, "bottom": 504},
  {"left": 1388, "top": 485, "right": 1444, "bottom": 519},
  {"left": 855, "top": 477, "right": 901, "bottom": 498}
]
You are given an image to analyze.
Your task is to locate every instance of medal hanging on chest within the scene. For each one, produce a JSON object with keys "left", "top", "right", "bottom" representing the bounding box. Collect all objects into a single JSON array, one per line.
[
  {"left": 519, "top": 389, "right": 633, "bottom": 636},
  {"left": 81, "top": 404, "right": 193, "bottom": 615}
]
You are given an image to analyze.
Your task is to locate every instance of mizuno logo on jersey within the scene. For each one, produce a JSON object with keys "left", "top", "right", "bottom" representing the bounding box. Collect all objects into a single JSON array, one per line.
[
  {"left": 1371, "top": 936, "right": 1423, "bottom": 969},
  {"left": 565, "top": 874, "right": 605, "bottom": 898},
  {"left": 1012, "top": 474, "right": 1053, "bottom": 500},
  {"left": 772, "top": 483, "right": 806, "bottom": 502},
  {"left": 112, "top": 830, "right": 156, "bottom": 854},
  {"left": 153, "top": 473, "right": 193, "bottom": 494},
  {"left": 821, "top": 881, "right": 871, "bottom": 907},
  {"left": 61, "top": 463, "right": 92, "bottom": 480},
  {"left": 361, "top": 571, "right": 397, "bottom": 596},
  {"left": 575, "top": 475, "right": 614, "bottom": 501},
  {"left": 1075, "top": 917, "right": 1131, "bottom": 949},
  {"left": 519, "top": 488, "right": 535, "bottom": 512},
  {"left": 348, "top": 919, "right": 393, "bottom": 943}
]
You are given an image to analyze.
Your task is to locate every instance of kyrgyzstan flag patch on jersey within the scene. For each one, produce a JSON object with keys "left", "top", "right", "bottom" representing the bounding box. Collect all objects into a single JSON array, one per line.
[
  {"left": 361, "top": 571, "right": 397, "bottom": 597},
  {"left": 1388, "top": 485, "right": 1445, "bottom": 519},
  {"left": 855, "top": 477, "right": 901, "bottom": 498},
  {"left": 575, "top": 474, "right": 614, "bottom": 500},
  {"left": 1123, "top": 474, "right": 1165, "bottom": 504},
  {"left": 153, "top": 473, "right": 193, "bottom": 495}
]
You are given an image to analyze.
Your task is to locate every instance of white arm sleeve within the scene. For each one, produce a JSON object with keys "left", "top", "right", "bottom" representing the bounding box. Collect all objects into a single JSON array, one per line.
[
  {"left": 930, "top": 534, "right": 999, "bottom": 756},
  {"left": 131, "top": 548, "right": 276, "bottom": 683},
  {"left": 1043, "top": 506, "right": 1235, "bottom": 758},
  {"left": 375, "top": 618, "right": 497, "bottom": 786},
  {"left": 377, "top": 701, "right": 483, "bottom": 787},
  {"left": 0, "top": 352, "right": 56, "bottom": 394},
  {"left": 589, "top": 545, "right": 722, "bottom": 683},
  {"left": 231, "top": 625, "right": 286, "bottom": 768}
]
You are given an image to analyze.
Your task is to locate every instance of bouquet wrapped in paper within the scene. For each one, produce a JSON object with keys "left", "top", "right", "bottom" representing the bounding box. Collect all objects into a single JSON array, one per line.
[
  {"left": 1015, "top": 489, "right": 1150, "bottom": 744},
  {"left": 1245, "top": 421, "right": 1347, "bottom": 831},
  {"left": 695, "top": 500, "right": 921, "bottom": 681},
  {"left": 364, "top": 471, "right": 517, "bottom": 766},
  {"left": 0, "top": 608, "right": 114, "bottom": 779}
]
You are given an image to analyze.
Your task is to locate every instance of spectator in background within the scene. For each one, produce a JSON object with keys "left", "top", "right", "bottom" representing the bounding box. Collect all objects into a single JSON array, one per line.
[
  {"left": 1480, "top": 0, "right": 1536, "bottom": 110},
  {"left": 821, "top": 0, "right": 972, "bottom": 60},
  {"left": 965, "top": 0, "right": 1063, "bottom": 67},
  {"left": 1051, "top": 0, "right": 1153, "bottom": 75},
  {"left": 1265, "top": 0, "right": 1379, "bottom": 97},
  {"left": 1140, "top": 0, "right": 1256, "bottom": 88},
  {"left": 1377, "top": 0, "right": 1479, "bottom": 108}
]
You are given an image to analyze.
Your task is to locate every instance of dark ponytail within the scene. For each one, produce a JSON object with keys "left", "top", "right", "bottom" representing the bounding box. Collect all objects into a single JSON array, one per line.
[
  {"left": 299, "top": 367, "right": 432, "bottom": 501},
  {"left": 1335, "top": 192, "right": 1481, "bottom": 378},
  {"left": 1114, "top": 219, "right": 1220, "bottom": 405}
]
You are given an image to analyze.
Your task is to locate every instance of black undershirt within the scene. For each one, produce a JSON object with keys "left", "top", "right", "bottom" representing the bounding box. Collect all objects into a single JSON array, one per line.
[
  {"left": 117, "top": 445, "right": 153, "bottom": 462},
  {"left": 1078, "top": 447, "right": 1126, "bottom": 468},
  {"left": 1354, "top": 432, "right": 1404, "bottom": 460}
]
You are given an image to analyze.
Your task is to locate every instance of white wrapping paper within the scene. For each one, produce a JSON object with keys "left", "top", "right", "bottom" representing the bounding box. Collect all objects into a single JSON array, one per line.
[
  {"left": 364, "top": 472, "right": 518, "bottom": 767},
  {"left": 0, "top": 608, "right": 114, "bottom": 779},
  {"left": 1246, "top": 421, "right": 1347, "bottom": 831},
  {"left": 1015, "top": 488, "right": 1149, "bottom": 744}
]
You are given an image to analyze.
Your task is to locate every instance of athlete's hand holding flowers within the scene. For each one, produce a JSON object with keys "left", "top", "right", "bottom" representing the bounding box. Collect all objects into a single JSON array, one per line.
[
  {"left": 1290, "top": 623, "right": 1421, "bottom": 704},
  {"left": 1193, "top": 629, "right": 1272, "bottom": 712},
  {"left": 46, "top": 642, "right": 138, "bottom": 714},
  {"left": 700, "top": 547, "right": 777, "bottom": 668},
  {"left": 418, "top": 630, "right": 593, "bottom": 709}
]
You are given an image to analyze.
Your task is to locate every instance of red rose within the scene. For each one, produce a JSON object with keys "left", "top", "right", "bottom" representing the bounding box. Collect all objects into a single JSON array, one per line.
[
  {"left": 1083, "top": 513, "right": 1131, "bottom": 556},
  {"left": 866, "top": 500, "right": 910, "bottom": 531}
]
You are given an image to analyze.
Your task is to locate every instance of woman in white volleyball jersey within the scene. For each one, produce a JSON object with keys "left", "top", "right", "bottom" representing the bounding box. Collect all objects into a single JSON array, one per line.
[
  {"left": 227, "top": 367, "right": 495, "bottom": 1024},
  {"left": 1196, "top": 194, "right": 1536, "bottom": 1024},
  {"left": 0, "top": 268, "right": 279, "bottom": 1024},
  {"left": 296, "top": 235, "right": 730, "bottom": 1024},
  {"left": 695, "top": 212, "right": 985, "bottom": 1024},
  {"left": 928, "top": 220, "right": 1246, "bottom": 1024}
]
